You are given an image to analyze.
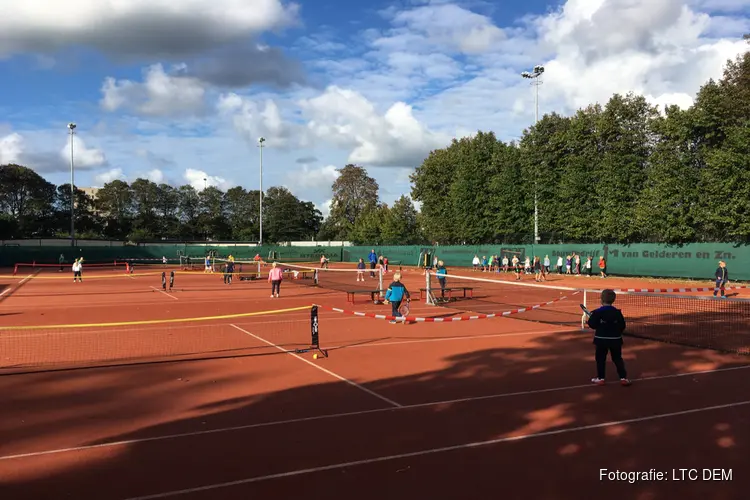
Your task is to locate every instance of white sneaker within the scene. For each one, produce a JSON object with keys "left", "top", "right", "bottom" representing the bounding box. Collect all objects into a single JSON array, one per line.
[
  {"left": 591, "top": 378, "right": 605, "bottom": 386},
  {"left": 270, "top": 295, "right": 274, "bottom": 298}
]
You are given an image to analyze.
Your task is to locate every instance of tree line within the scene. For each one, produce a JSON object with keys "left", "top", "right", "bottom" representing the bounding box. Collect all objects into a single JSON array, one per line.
[
  {"left": 0, "top": 167, "right": 322, "bottom": 242},
  {"left": 2, "top": 35, "right": 746, "bottom": 245},
  {"left": 409, "top": 37, "right": 750, "bottom": 245}
]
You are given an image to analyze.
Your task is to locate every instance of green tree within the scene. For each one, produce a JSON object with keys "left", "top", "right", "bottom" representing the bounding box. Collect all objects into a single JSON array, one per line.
[
  {"left": 411, "top": 146, "right": 459, "bottom": 243},
  {"left": 591, "top": 93, "right": 657, "bottom": 242},
  {"left": 381, "top": 195, "right": 422, "bottom": 244},
  {"left": 349, "top": 204, "right": 388, "bottom": 245},
  {"left": 54, "top": 184, "right": 99, "bottom": 238},
  {"left": 326, "top": 164, "right": 379, "bottom": 239},
  {"left": 177, "top": 185, "right": 200, "bottom": 239},
  {"left": 129, "top": 178, "right": 160, "bottom": 240},
  {"left": 0, "top": 164, "right": 56, "bottom": 237},
  {"left": 634, "top": 105, "right": 700, "bottom": 243},
  {"left": 96, "top": 180, "right": 133, "bottom": 239},
  {"left": 263, "top": 187, "right": 322, "bottom": 243},
  {"left": 197, "top": 186, "right": 230, "bottom": 239},
  {"left": 224, "top": 187, "right": 259, "bottom": 241},
  {"left": 156, "top": 184, "right": 180, "bottom": 238}
]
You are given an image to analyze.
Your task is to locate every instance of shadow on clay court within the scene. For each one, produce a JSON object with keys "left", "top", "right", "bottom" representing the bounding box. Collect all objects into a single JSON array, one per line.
[{"left": 2, "top": 316, "right": 750, "bottom": 500}]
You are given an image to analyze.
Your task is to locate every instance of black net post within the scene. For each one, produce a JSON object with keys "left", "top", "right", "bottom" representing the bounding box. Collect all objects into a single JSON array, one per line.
[{"left": 311, "top": 305, "right": 319, "bottom": 347}]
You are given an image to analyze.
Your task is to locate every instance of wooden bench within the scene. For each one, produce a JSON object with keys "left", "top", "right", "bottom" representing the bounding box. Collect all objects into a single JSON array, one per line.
[
  {"left": 346, "top": 289, "right": 383, "bottom": 304},
  {"left": 419, "top": 286, "right": 474, "bottom": 300}
]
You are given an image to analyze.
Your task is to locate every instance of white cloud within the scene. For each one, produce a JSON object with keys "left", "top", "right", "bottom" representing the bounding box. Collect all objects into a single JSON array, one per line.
[
  {"left": 282, "top": 164, "right": 340, "bottom": 210},
  {"left": 94, "top": 168, "right": 126, "bottom": 185},
  {"left": 0, "top": 132, "right": 23, "bottom": 163},
  {"left": 300, "top": 86, "right": 450, "bottom": 167},
  {"left": 0, "top": 0, "right": 298, "bottom": 57},
  {"left": 146, "top": 169, "right": 166, "bottom": 184},
  {"left": 317, "top": 198, "right": 333, "bottom": 219},
  {"left": 380, "top": 3, "right": 505, "bottom": 54},
  {"left": 60, "top": 135, "right": 107, "bottom": 168},
  {"left": 218, "top": 93, "right": 299, "bottom": 148},
  {"left": 1, "top": 131, "right": 107, "bottom": 173},
  {"left": 184, "top": 168, "right": 231, "bottom": 191},
  {"left": 101, "top": 64, "right": 207, "bottom": 117}
]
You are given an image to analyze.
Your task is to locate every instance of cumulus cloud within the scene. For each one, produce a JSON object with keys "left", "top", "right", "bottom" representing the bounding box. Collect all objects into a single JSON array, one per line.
[
  {"left": 60, "top": 135, "right": 107, "bottom": 168},
  {"left": 284, "top": 164, "right": 339, "bottom": 193},
  {"left": 220, "top": 86, "right": 449, "bottom": 167},
  {"left": 94, "top": 168, "right": 126, "bottom": 185},
  {"left": 101, "top": 64, "right": 207, "bottom": 117},
  {"left": 217, "top": 93, "right": 300, "bottom": 148},
  {"left": 1, "top": 131, "right": 107, "bottom": 173},
  {"left": 0, "top": 132, "right": 23, "bottom": 164},
  {"left": 381, "top": 2, "right": 506, "bottom": 54},
  {"left": 299, "top": 86, "right": 450, "bottom": 167},
  {"left": 184, "top": 168, "right": 231, "bottom": 191}
]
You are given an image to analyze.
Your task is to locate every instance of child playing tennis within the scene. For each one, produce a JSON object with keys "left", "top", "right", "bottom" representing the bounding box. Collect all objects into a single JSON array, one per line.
[
  {"left": 268, "top": 262, "right": 283, "bottom": 298},
  {"left": 586, "top": 289, "right": 631, "bottom": 386},
  {"left": 384, "top": 272, "right": 410, "bottom": 324},
  {"left": 356, "top": 258, "right": 365, "bottom": 282},
  {"left": 714, "top": 261, "right": 728, "bottom": 298}
]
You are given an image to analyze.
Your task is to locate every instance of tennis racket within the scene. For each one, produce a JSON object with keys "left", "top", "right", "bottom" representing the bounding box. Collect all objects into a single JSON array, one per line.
[
  {"left": 398, "top": 300, "right": 410, "bottom": 321},
  {"left": 580, "top": 304, "right": 591, "bottom": 317}
]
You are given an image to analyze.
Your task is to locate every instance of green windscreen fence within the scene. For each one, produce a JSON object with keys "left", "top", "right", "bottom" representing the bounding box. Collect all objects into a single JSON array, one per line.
[{"left": 1, "top": 242, "right": 748, "bottom": 281}]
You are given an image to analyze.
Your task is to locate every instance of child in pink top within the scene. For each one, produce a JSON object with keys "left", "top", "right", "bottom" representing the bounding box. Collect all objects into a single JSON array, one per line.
[{"left": 268, "top": 262, "right": 283, "bottom": 298}]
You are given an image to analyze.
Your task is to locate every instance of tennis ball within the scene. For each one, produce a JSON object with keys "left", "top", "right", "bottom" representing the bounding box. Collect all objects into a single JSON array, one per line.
[{"left": 313, "top": 354, "right": 318, "bottom": 360}]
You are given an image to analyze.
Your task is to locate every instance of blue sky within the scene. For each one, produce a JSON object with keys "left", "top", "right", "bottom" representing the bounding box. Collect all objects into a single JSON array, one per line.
[{"left": 0, "top": 0, "right": 748, "bottom": 217}]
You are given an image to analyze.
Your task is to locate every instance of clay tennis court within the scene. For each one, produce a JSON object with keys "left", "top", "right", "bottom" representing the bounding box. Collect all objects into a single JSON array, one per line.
[{"left": 1, "top": 263, "right": 749, "bottom": 499}]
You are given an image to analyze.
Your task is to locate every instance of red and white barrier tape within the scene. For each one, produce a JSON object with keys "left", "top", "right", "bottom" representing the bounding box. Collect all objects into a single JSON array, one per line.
[{"left": 316, "top": 292, "right": 578, "bottom": 322}]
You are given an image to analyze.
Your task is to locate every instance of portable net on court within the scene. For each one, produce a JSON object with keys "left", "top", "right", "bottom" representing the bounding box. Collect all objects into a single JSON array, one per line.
[
  {"left": 582, "top": 290, "right": 750, "bottom": 355},
  {"left": 0, "top": 306, "right": 325, "bottom": 375},
  {"left": 425, "top": 272, "right": 584, "bottom": 327},
  {"left": 13, "top": 261, "right": 127, "bottom": 275},
  {"left": 275, "top": 262, "right": 384, "bottom": 295}
]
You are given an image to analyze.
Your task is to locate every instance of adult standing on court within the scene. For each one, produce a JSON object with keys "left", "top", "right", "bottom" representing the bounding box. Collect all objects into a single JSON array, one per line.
[
  {"left": 368, "top": 249, "right": 378, "bottom": 278},
  {"left": 268, "top": 262, "right": 283, "bottom": 298},
  {"left": 714, "top": 261, "right": 729, "bottom": 298}
]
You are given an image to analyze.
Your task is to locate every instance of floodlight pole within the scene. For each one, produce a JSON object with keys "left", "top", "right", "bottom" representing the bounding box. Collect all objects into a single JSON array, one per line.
[
  {"left": 522, "top": 65, "right": 545, "bottom": 244},
  {"left": 258, "top": 137, "right": 265, "bottom": 246},
  {"left": 68, "top": 123, "right": 76, "bottom": 247}
]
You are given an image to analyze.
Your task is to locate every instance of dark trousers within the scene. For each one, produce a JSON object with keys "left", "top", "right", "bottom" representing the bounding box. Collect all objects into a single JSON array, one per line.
[
  {"left": 391, "top": 300, "right": 402, "bottom": 317},
  {"left": 714, "top": 279, "right": 726, "bottom": 296},
  {"left": 370, "top": 262, "right": 376, "bottom": 277},
  {"left": 73, "top": 270, "right": 82, "bottom": 282},
  {"left": 438, "top": 277, "right": 446, "bottom": 296},
  {"left": 595, "top": 343, "right": 627, "bottom": 379},
  {"left": 271, "top": 279, "right": 281, "bottom": 295},
  {"left": 224, "top": 273, "right": 232, "bottom": 284}
]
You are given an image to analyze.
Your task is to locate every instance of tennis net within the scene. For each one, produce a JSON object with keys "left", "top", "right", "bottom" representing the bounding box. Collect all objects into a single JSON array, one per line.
[
  {"left": 425, "top": 271, "right": 584, "bottom": 327},
  {"left": 583, "top": 290, "right": 750, "bottom": 355},
  {"left": 13, "top": 261, "right": 127, "bottom": 275},
  {"left": 0, "top": 306, "right": 324, "bottom": 375},
  {"left": 276, "top": 262, "right": 384, "bottom": 294}
]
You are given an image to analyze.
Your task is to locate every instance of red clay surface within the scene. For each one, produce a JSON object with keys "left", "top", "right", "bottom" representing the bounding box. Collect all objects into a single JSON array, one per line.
[{"left": 1, "top": 264, "right": 749, "bottom": 499}]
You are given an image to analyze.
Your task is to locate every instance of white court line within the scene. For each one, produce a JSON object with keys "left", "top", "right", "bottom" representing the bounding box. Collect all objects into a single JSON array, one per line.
[
  {"left": 150, "top": 286, "right": 179, "bottom": 300},
  {"left": 229, "top": 324, "right": 401, "bottom": 408},
  {"left": 122, "top": 399, "right": 750, "bottom": 500},
  {"left": 2, "top": 363, "right": 749, "bottom": 462},
  {"left": 330, "top": 328, "right": 566, "bottom": 350},
  {"left": 0, "top": 273, "right": 34, "bottom": 298}
]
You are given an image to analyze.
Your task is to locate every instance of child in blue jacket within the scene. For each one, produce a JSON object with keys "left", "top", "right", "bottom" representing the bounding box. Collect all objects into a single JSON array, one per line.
[{"left": 385, "top": 272, "right": 410, "bottom": 324}]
